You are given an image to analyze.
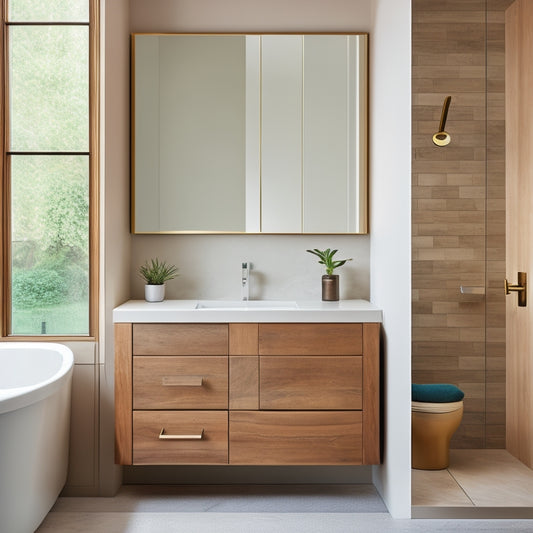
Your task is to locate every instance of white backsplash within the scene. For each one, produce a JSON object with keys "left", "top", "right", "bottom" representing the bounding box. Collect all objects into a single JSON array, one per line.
[{"left": 130, "top": 234, "right": 370, "bottom": 302}]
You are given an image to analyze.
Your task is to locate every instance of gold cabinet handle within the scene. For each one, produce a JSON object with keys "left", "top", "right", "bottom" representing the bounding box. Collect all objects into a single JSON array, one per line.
[
  {"left": 161, "top": 376, "right": 204, "bottom": 387},
  {"left": 505, "top": 272, "right": 527, "bottom": 307},
  {"left": 159, "top": 428, "right": 204, "bottom": 440}
]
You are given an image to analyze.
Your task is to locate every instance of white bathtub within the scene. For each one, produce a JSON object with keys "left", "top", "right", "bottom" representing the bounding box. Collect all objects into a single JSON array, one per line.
[{"left": 0, "top": 343, "right": 74, "bottom": 533}]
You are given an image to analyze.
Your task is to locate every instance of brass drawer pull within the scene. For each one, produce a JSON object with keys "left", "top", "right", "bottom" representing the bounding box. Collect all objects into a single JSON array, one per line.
[
  {"left": 159, "top": 428, "right": 204, "bottom": 440},
  {"left": 161, "top": 376, "right": 204, "bottom": 387}
]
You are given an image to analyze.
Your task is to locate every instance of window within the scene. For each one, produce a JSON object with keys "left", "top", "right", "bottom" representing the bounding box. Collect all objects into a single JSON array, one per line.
[{"left": 1, "top": 0, "right": 98, "bottom": 337}]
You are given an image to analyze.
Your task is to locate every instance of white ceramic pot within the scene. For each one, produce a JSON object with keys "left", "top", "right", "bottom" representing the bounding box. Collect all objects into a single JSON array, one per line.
[{"left": 145, "top": 284, "right": 165, "bottom": 302}]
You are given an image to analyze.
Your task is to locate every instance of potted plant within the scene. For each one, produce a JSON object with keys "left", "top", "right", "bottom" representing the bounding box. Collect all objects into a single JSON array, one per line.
[
  {"left": 139, "top": 258, "right": 178, "bottom": 302},
  {"left": 306, "top": 248, "right": 352, "bottom": 301}
]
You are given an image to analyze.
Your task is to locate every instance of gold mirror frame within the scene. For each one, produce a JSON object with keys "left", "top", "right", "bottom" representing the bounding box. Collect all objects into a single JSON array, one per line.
[{"left": 131, "top": 33, "right": 368, "bottom": 234}]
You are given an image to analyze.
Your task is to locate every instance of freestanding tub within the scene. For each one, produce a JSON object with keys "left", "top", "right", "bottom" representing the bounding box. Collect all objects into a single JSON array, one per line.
[{"left": 0, "top": 343, "right": 74, "bottom": 533}]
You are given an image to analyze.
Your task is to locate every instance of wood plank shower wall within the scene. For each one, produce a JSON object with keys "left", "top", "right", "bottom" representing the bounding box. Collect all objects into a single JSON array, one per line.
[{"left": 412, "top": 0, "right": 510, "bottom": 448}]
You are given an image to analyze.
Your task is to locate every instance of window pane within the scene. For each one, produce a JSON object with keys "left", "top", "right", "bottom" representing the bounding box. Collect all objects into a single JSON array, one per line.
[
  {"left": 9, "top": 26, "right": 89, "bottom": 151},
  {"left": 9, "top": 0, "right": 89, "bottom": 22},
  {"left": 11, "top": 156, "right": 89, "bottom": 335}
]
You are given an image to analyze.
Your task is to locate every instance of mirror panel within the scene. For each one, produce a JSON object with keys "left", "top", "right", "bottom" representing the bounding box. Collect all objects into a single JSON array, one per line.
[
  {"left": 132, "top": 33, "right": 368, "bottom": 234},
  {"left": 260, "top": 35, "right": 302, "bottom": 233}
]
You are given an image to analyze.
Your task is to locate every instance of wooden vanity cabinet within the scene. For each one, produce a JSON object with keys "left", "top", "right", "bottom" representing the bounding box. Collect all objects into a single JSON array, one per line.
[{"left": 115, "top": 322, "right": 380, "bottom": 466}]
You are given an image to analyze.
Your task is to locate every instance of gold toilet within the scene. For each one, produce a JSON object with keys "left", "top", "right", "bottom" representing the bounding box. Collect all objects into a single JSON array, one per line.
[{"left": 411, "top": 384, "right": 464, "bottom": 470}]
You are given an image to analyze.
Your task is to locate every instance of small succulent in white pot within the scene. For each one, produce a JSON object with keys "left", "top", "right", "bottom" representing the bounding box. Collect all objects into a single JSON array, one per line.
[{"left": 139, "top": 258, "right": 178, "bottom": 302}]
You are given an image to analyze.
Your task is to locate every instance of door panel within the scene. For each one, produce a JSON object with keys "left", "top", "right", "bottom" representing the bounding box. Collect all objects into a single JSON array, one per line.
[{"left": 505, "top": 0, "right": 533, "bottom": 468}]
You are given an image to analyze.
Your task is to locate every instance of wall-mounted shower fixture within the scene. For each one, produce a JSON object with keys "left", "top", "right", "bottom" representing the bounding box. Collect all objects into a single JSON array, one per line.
[{"left": 432, "top": 96, "right": 452, "bottom": 147}]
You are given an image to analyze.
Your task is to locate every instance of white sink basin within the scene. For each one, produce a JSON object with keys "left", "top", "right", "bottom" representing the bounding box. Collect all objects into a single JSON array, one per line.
[{"left": 195, "top": 300, "right": 299, "bottom": 310}]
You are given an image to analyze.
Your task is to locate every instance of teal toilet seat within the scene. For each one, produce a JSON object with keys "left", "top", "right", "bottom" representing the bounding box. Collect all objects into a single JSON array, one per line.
[{"left": 412, "top": 383, "right": 464, "bottom": 403}]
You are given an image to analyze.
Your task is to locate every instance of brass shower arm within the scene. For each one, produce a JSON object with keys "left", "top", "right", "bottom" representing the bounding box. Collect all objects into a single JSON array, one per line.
[{"left": 438, "top": 96, "right": 451, "bottom": 132}]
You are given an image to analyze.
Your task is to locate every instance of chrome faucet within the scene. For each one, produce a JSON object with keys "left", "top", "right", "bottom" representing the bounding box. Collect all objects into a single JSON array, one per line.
[{"left": 241, "top": 262, "right": 251, "bottom": 301}]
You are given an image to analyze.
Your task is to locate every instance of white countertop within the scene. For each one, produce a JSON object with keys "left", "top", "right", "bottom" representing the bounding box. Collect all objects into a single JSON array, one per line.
[{"left": 113, "top": 299, "right": 382, "bottom": 323}]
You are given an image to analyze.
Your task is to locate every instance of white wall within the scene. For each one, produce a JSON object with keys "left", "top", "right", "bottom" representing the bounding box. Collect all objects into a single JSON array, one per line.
[{"left": 370, "top": 0, "right": 412, "bottom": 519}]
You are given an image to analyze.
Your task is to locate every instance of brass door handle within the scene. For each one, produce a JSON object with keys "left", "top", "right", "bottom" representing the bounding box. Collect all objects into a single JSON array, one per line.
[{"left": 505, "top": 272, "right": 527, "bottom": 307}]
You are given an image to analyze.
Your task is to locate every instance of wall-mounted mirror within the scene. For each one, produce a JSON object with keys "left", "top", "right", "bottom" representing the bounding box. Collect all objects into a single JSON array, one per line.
[{"left": 132, "top": 33, "right": 368, "bottom": 234}]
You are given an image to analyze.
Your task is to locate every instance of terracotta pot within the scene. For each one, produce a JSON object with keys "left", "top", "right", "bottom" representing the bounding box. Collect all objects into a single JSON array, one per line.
[{"left": 322, "top": 275, "right": 339, "bottom": 301}]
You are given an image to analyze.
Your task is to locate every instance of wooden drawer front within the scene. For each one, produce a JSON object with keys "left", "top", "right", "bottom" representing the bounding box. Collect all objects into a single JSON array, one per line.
[
  {"left": 258, "top": 324, "right": 362, "bottom": 356},
  {"left": 229, "top": 324, "right": 258, "bottom": 355},
  {"left": 229, "top": 411, "right": 362, "bottom": 465},
  {"left": 229, "top": 356, "right": 259, "bottom": 410},
  {"left": 133, "top": 411, "right": 228, "bottom": 464},
  {"left": 133, "top": 356, "right": 228, "bottom": 409},
  {"left": 133, "top": 324, "right": 228, "bottom": 355},
  {"left": 260, "top": 356, "right": 362, "bottom": 410}
]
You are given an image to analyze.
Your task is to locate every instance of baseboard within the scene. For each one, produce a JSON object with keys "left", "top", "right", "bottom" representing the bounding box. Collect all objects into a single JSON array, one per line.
[{"left": 123, "top": 465, "right": 373, "bottom": 485}]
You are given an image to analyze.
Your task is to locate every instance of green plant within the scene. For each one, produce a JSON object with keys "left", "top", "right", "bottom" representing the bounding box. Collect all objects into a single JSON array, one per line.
[
  {"left": 139, "top": 258, "right": 178, "bottom": 285},
  {"left": 12, "top": 268, "right": 65, "bottom": 308},
  {"left": 306, "top": 248, "right": 352, "bottom": 276}
]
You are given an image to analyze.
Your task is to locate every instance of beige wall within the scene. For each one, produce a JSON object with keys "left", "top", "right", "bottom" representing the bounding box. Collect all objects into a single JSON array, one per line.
[
  {"left": 74, "top": 0, "right": 413, "bottom": 517},
  {"left": 412, "top": 0, "right": 508, "bottom": 448},
  {"left": 100, "top": 0, "right": 132, "bottom": 495},
  {"left": 126, "top": 3, "right": 373, "bottom": 487},
  {"left": 129, "top": 0, "right": 372, "bottom": 303},
  {"left": 130, "top": 0, "right": 371, "bottom": 33},
  {"left": 129, "top": 0, "right": 413, "bottom": 518},
  {"left": 64, "top": 0, "right": 131, "bottom": 496},
  {"left": 65, "top": 0, "right": 374, "bottom": 497}
]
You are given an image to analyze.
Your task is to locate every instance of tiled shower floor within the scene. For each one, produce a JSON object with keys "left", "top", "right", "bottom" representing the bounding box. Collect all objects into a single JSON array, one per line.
[{"left": 412, "top": 449, "right": 533, "bottom": 518}]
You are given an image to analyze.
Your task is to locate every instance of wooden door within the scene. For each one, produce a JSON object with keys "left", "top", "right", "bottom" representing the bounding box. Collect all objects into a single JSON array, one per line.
[{"left": 505, "top": 0, "right": 533, "bottom": 468}]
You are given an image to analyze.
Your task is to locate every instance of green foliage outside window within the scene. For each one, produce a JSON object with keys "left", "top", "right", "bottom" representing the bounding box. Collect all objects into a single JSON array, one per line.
[
  {"left": 11, "top": 157, "right": 89, "bottom": 334},
  {"left": 9, "top": 0, "right": 88, "bottom": 23},
  {"left": 8, "top": 0, "right": 92, "bottom": 335}
]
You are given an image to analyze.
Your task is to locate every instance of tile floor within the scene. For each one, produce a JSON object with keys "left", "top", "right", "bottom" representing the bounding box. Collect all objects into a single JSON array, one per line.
[
  {"left": 37, "top": 483, "right": 533, "bottom": 532},
  {"left": 48, "top": 484, "right": 388, "bottom": 514},
  {"left": 412, "top": 449, "right": 533, "bottom": 518}
]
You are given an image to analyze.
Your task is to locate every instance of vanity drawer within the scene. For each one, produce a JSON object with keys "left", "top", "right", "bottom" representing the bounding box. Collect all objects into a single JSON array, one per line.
[
  {"left": 133, "top": 411, "right": 228, "bottom": 464},
  {"left": 260, "top": 356, "right": 362, "bottom": 410},
  {"left": 133, "top": 356, "right": 228, "bottom": 409},
  {"left": 133, "top": 324, "right": 228, "bottom": 355},
  {"left": 229, "top": 411, "right": 362, "bottom": 465},
  {"left": 258, "top": 324, "right": 363, "bottom": 355}
]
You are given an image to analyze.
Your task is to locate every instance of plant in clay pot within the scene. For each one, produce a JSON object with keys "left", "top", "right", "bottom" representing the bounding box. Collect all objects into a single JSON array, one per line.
[
  {"left": 139, "top": 258, "right": 178, "bottom": 302},
  {"left": 306, "top": 248, "right": 352, "bottom": 301}
]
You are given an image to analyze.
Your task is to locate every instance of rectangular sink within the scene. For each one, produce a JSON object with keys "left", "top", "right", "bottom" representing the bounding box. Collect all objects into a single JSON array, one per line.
[{"left": 195, "top": 300, "right": 299, "bottom": 310}]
